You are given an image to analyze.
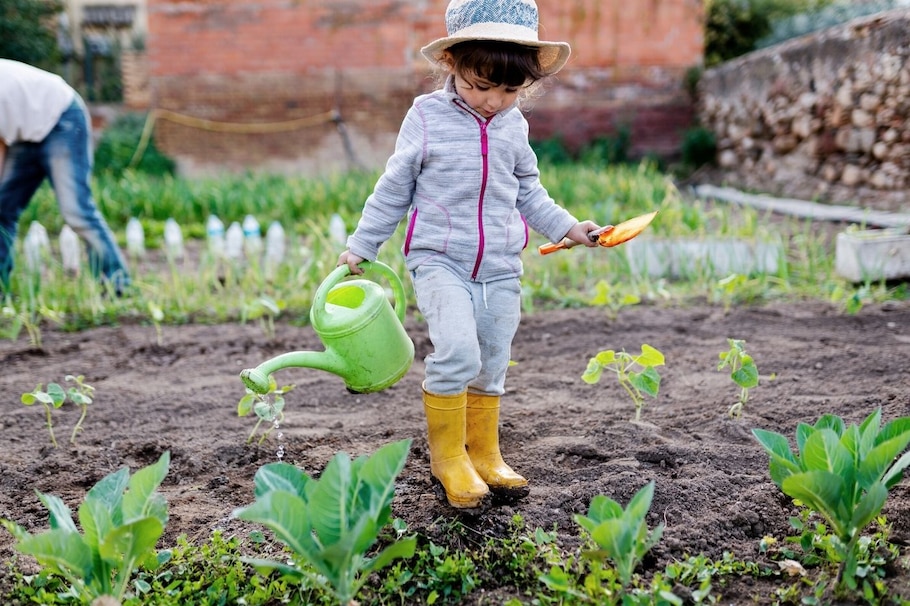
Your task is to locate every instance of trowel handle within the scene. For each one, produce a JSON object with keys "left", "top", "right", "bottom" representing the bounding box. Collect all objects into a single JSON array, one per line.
[{"left": 538, "top": 239, "right": 579, "bottom": 255}]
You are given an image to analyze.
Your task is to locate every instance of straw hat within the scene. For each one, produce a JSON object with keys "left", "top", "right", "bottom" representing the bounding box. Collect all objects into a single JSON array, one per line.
[{"left": 420, "top": 0, "right": 571, "bottom": 76}]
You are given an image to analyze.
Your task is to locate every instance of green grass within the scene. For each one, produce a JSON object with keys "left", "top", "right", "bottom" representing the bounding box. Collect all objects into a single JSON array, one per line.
[{"left": 2, "top": 161, "right": 903, "bottom": 340}]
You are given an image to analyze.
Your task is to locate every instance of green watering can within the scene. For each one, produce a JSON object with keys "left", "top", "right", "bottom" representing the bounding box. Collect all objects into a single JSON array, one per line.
[{"left": 240, "top": 261, "right": 414, "bottom": 394}]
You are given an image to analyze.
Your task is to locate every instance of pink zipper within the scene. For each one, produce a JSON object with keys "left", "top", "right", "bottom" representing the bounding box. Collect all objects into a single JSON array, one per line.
[{"left": 471, "top": 119, "right": 489, "bottom": 280}]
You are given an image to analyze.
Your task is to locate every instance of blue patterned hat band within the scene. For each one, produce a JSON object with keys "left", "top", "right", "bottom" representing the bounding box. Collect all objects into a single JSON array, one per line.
[{"left": 420, "top": 0, "right": 571, "bottom": 76}]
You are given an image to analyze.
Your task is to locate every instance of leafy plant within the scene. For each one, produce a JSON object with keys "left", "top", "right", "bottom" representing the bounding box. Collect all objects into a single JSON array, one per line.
[
  {"left": 717, "top": 338, "right": 760, "bottom": 419},
  {"left": 752, "top": 409, "right": 910, "bottom": 589},
  {"left": 0, "top": 451, "right": 171, "bottom": 603},
  {"left": 62, "top": 374, "right": 95, "bottom": 444},
  {"left": 21, "top": 375, "right": 96, "bottom": 447},
  {"left": 21, "top": 381, "right": 66, "bottom": 448},
  {"left": 589, "top": 279, "right": 641, "bottom": 321},
  {"left": 573, "top": 482, "right": 664, "bottom": 588},
  {"left": 237, "top": 376, "right": 294, "bottom": 445},
  {"left": 582, "top": 344, "right": 664, "bottom": 421},
  {"left": 232, "top": 438, "right": 417, "bottom": 606},
  {"left": 240, "top": 295, "right": 284, "bottom": 340}
]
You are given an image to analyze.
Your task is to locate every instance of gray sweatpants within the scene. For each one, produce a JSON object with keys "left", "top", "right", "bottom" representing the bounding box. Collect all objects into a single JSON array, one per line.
[{"left": 412, "top": 264, "right": 521, "bottom": 396}]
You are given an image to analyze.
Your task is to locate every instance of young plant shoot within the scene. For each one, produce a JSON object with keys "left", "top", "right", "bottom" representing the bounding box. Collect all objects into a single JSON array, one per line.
[
  {"left": 717, "top": 338, "right": 759, "bottom": 419},
  {"left": 582, "top": 344, "right": 664, "bottom": 421},
  {"left": 573, "top": 481, "right": 664, "bottom": 588}
]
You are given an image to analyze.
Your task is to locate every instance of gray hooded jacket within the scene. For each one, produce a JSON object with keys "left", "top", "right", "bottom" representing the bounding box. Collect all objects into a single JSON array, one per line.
[{"left": 347, "top": 76, "right": 578, "bottom": 283}]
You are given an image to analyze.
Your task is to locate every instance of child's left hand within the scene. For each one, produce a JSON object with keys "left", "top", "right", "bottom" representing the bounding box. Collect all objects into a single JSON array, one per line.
[{"left": 564, "top": 221, "right": 603, "bottom": 248}]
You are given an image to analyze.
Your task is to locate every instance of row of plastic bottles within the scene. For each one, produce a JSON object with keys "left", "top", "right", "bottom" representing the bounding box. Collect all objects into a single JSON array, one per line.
[{"left": 21, "top": 212, "right": 350, "bottom": 276}]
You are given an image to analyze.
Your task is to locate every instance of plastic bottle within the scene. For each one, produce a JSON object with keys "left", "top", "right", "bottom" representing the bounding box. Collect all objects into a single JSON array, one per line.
[
  {"left": 23, "top": 221, "right": 50, "bottom": 273},
  {"left": 59, "top": 225, "right": 82, "bottom": 275},
  {"left": 264, "top": 221, "right": 286, "bottom": 278},
  {"left": 225, "top": 221, "right": 244, "bottom": 261},
  {"left": 205, "top": 214, "right": 225, "bottom": 258},
  {"left": 329, "top": 213, "right": 347, "bottom": 248},
  {"left": 242, "top": 214, "right": 262, "bottom": 261},
  {"left": 125, "top": 217, "right": 145, "bottom": 258},
  {"left": 163, "top": 218, "right": 184, "bottom": 260}
]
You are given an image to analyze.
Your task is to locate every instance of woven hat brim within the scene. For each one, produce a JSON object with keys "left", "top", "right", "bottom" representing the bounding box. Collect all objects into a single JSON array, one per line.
[{"left": 420, "top": 36, "right": 571, "bottom": 76}]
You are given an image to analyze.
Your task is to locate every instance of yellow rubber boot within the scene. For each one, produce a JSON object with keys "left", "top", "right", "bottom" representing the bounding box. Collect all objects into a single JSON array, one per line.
[
  {"left": 466, "top": 393, "right": 530, "bottom": 500},
  {"left": 423, "top": 388, "right": 489, "bottom": 509}
]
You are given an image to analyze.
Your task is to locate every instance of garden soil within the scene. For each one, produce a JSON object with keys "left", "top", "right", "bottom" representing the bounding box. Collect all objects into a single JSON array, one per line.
[{"left": 1, "top": 298, "right": 909, "bottom": 603}]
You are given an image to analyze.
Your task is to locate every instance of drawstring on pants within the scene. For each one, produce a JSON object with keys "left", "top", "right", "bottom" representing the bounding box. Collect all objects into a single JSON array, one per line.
[{"left": 481, "top": 281, "right": 488, "bottom": 309}]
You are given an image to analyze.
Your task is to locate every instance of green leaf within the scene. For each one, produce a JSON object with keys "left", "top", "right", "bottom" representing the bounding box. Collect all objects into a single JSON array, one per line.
[
  {"left": 882, "top": 450, "right": 910, "bottom": 488},
  {"left": 237, "top": 393, "right": 256, "bottom": 417},
  {"left": 46, "top": 383, "right": 66, "bottom": 407},
  {"left": 731, "top": 361, "right": 759, "bottom": 389},
  {"left": 253, "top": 462, "right": 311, "bottom": 499},
  {"left": 581, "top": 358, "right": 604, "bottom": 384},
  {"left": 801, "top": 429, "right": 853, "bottom": 477},
  {"left": 357, "top": 439, "right": 411, "bottom": 518},
  {"left": 850, "top": 483, "right": 887, "bottom": 535},
  {"left": 624, "top": 482, "right": 656, "bottom": 525},
  {"left": 15, "top": 529, "right": 93, "bottom": 584},
  {"left": 753, "top": 429, "right": 796, "bottom": 462},
  {"left": 122, "top": 452, "right": 170, "bottom": 524},
  {"left": 858, "top": 433, "right": 910, "bottom": 490},
  {"left": 782, "top": 471, "right": 849, "bottom": 540},
  {"left": 37, "top": 492, "right": 78, "bottom": 534},
  {"left": 814, "top": 414, "right": 846, "bottom": 436},
  {"left": 629, "top": 366, "right": 661, "bottom": 398},
  {"left": 308, "top": 452, "right": 354, "bottom": 547},
  {"left": 99, "top": 517, "right": 165, "bottom": 568},
  {"left": 590, "top": 519, "right": 636, "bottom": 585},
  {"left": 635, "top": 344, "right": 665, "bottom": 367},
  {"left": 594, "top": 350, "right": 617, "bottom": 366},
  {"left": 233, "top": 491, "right": 315, "bottom": 558},
  {"left": 362, "top": 536, "right": 416, "bottom": 576}
]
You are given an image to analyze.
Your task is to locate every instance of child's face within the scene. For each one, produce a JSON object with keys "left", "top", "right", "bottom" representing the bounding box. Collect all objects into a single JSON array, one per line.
[{"left": 452, "top": 70, "right": 522, "bottom": 119}]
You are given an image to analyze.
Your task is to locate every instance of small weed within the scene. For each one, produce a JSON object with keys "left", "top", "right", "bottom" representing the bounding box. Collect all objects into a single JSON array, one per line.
[{"left": 21, "top": 375, "right": 96, "bottom": 447}]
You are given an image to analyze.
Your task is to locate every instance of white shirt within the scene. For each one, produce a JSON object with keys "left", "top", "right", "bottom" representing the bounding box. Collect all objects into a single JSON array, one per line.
[{"left": 0, "top": 59, "right": 75, "bottom": 145}]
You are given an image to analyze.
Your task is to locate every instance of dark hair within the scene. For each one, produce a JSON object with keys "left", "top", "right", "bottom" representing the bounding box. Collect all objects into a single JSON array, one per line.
[{"left": 446, "top": 40, "right": 546, "bottom": 87}]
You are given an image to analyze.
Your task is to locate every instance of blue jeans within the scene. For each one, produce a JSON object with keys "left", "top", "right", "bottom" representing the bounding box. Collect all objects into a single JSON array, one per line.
[{"left": 0, "top": 97, "right": 130, "bottom": 292}]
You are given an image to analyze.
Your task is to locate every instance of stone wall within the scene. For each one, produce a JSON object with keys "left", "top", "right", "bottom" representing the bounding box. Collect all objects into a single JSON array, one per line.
[
  {"left": 698, "top": 9, "right": 910, "bottom": 212},
  {"left": 145, "top": 0, "right": 703, "bottom": 176}
]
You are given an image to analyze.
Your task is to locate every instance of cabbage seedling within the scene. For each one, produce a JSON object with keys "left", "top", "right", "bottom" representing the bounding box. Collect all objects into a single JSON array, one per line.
[
  {"left": 753, "top": 409, "right": 910, "bottom": 589},
  {"left": 573, "top": 481, "right": 664, "bottom": 588},
  {"left": 582, "top": 344, "right": 664, "bottom": 421},
  {"left": 0, "top": 451, "right": 171, "bottom": 603},
  {"left": 233, "top": 439, "right": 417, "bottom": 606}
]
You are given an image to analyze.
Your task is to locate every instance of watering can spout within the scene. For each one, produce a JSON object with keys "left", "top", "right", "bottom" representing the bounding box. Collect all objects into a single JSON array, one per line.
[
  {"left": 239, "top": 261, "right": 414, "bottom": 394},
  {"left": 240, "top": 350, "right": 346, "bottom": 394}
]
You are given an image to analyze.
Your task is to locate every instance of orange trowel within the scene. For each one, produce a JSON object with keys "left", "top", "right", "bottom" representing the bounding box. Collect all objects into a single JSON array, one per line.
[{"left": 538, "top": 210, "right": 658, "bottom": 255}]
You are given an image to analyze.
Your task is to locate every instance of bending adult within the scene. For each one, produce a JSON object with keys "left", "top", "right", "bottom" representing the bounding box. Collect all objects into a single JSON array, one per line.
[{"left": 0, "top": 59, "right": 130, "bottom": 294}]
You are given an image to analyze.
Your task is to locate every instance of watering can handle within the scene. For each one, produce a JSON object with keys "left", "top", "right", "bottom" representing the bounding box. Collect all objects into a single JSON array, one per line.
[{"left": 313, "top": 261, "right": 408, "bottom": 323}]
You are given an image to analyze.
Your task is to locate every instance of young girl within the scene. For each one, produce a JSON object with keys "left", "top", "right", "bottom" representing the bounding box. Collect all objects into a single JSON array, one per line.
[{"left": 338, "top": 0, "right": 601, "bottom": 509}]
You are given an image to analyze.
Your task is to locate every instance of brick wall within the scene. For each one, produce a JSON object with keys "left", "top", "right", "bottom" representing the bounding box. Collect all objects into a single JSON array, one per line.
[{"left": 146, "top": 0, "right": 703, "bottom": 175}]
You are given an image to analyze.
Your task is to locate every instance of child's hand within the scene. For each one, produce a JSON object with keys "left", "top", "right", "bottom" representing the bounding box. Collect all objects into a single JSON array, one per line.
[
  {"left": 564, "top": 221, "right": 602, "bottom": 248},
  {"left": 338, "top": 250, "right": 367, "bottom": 274}
]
